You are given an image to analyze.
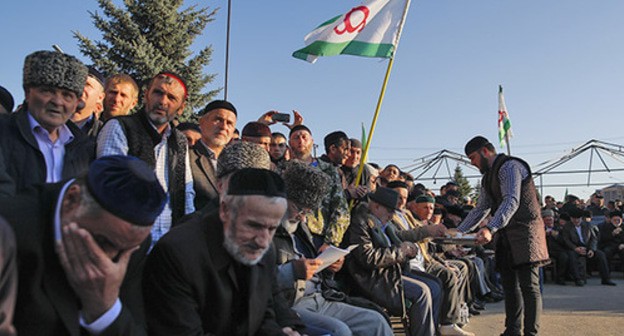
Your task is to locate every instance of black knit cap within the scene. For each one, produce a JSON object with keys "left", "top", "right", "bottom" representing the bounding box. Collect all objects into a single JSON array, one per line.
[
  {"left": 0, "top": 85, "right": 14, "bottom": 113},
  {"left": 464, "top": 136, "right": 492, "bottom": 156},
  {"left": 199, "top": 99, "right": 237, "bottom": 117},
  {"left": 87, "top": 66, "right": 105, "bottom": 87},
  {"left": 227, "top": 168, "right": 287, "bottom": 198},
  {"left": 289, "top": 124, "right": 312, "bottom": 138},
  {"left": 242, "top": 122, "right": 272, "bottom": 137},
  {"left": 87, "top": 155, "right": 167, "bottom": 227},
  {"left": 324, "top": 131, "right": 348, "bottom": 149}
]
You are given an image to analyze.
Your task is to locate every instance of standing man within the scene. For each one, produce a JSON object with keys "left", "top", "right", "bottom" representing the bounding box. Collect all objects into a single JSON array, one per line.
[
  {"left": 191, "top": 100, "right": 237, "bottom": 210},
  {"left": 0, "top": 155, "right": 167, "bottom": 336},
  {"left": 144, "top": 168, "right": 302, "bottom": 336},
  {"left": 101, "top": 74, "right": 139, "bottom": 121},
  {"left": 71, "top": 66, "right": 106, "bottom": 137},
  {"left": 457, "top": 136, "right": 549, "bottom": 336},
  {"left": 97, "top": 72, "right": 195, "bottom": 247},
  {"left": 0, "top": 50, "right": 94, "bottom": 195}
]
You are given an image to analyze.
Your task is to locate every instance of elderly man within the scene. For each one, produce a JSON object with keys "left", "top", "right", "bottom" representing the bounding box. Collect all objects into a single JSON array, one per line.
[
  {"left": 190, "top": 100, "right": 237, "bottom": 210},
  {"left": 0, "top": 50, "right": 94, "bottom": 195},
  {"left": 71, "top": 66, "right": 106, "bottom": 137},
  {"left": 456, "top": 136, "right": 549, "bottom": 336},
  {"left": 274, "top": 161, "right": 392, "bottom": 336},
  {"left": 101, "top": 73, "right": 139, "bottom": 121},
  {"left": 599, "top": 210, "right": 624, "bottom": 274},
  {"left": 0, "top": 155, "right": 166, "bottom": 336},
  {"left": 289, "top": 125, "right": 350, "bottom": 249},
  {"left": 241, "top": 121, "right": 272, "bottom": 151},
  {"left": 542, "top": 209, "right": 569, "bottom": 285},
  {"left": 144, "top": 168, "right": 303, "bottom": 336},
  {"left": 97, "top": 72, "right": 195, "bottom": 246},
  {"left": 345, "top": 187, "right": 440, "bottom": 336},
  {"left": 562, "top": 207, "right": 615, "bottom": 286}
]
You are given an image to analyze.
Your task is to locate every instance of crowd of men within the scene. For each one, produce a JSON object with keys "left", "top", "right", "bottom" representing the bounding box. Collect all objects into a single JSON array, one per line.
[{"left": 0, "top": 50, "right": 621, "bottom": 336}]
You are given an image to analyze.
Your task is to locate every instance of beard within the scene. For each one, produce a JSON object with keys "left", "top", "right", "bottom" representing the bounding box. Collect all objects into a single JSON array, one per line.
[
  {"left": 479, "top": 155, "right": 490, "bottom": 174},
  {"left": 223, "top": 225, "right": 268, "bottom": 266}
]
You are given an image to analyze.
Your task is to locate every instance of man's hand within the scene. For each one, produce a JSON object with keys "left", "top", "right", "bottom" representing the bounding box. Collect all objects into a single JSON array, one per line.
[
  {"left": 347, "top": 185, "right": 368, "bottom": 199},
  {"left": 281, "top": 327, "right": 303, "bottom": 336},
  {"left": 292, "top": 258, "right": 322, "bottom": 280},
  {"left": 476, "top": 227, "right": 492, "bottom": 245},
  {"left": 619, "top": 243, "right": 624, "bottom": 251},
  {"left": 56, "top": 222, "right": 138, "bottom": 323},
  {"left": 575, "top": 246, "right": 587, "bottom": 256},
  {"left": 282, "top": 110, "right": 303, "bottom": 130},
  {"left": 425, "top": 224, "right": 447, "bottom": 238},
  {"left": 613, "top": 227, "right": 622, "bottom": 236},
  {"left": 326, "top": 257, "right": 344, "bottom": 273},
  {"left": 257, "top": 110, "right": 278, "bottom": 125},
  {"left": 587, "top": 250, "right": 595, "bottom": 258},
  {"left": 400, "top": 242, "right": 418, "bottom": 258}
]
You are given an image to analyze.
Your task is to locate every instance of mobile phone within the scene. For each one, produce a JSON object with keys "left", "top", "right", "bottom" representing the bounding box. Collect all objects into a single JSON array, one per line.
[
  {"left": 272, "top": 112, "right": 290, "bottom": 123},
  {"left": 272, "top": 113, "right": 290, "bottom": 122}
]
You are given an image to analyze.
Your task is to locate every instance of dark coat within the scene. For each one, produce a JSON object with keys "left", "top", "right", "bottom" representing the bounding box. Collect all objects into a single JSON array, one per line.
[
  {"left": 143, "top": 210, "right": 287, "bottom": 336},
  {"left": 0, "top": 183, "right": 148, "bottom": 336},
  {"left": 189, "top": 142, "right": 219, "bottom": 210},
  {"left": 599, "top": 222, "right": 624, "bottom": 251},
  {"left": 0, "top": 108, "right": 94, "bottom": 195},
  {"left": 344, "top": 204, "right": 409, "bottom": 316},
  {"left": 562, "top": 221, "right": 598, "bottom": 252}
]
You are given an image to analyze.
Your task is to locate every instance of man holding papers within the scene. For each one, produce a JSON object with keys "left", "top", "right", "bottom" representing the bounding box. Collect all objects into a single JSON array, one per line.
[{"left": 274, "top": 161, "right": 392, "bottom": 336}]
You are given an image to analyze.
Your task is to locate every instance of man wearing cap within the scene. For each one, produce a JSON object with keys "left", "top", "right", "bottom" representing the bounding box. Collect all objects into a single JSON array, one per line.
[
  {"left": 289, "top": 125, "right": 351, "bottom": 249},
  {"left": 456, "top": 136, "right": 549, "bottom": 336},
  {"left": 345, "top": 187, "right": 439, "bottom": 336},
  {"left": 0, "top": 155, "right": 167, "bottom": 336},
  {"left": 599, "top": 210, "right": 624, "bottom": 275},
  {"left": 270, "top": 132, "right": 289, "bottom": 164},
  {"left": 241, "top": 121, "right": 272, "bottom": 151},
  {"left": 274, "top": 161, "right": 393, "bottom": 336},
  {"left": 71, "top": 66, "right": 106, "bottom": 137},
  {"left": 341, "top": 138, "right": 372, "bottom": 199},
  {"left": 0, "top": 50, "right": 95, "bottom": 195},
  {"left": 561, "top": 207, "right": 615, "bottom": 286},
  {"left": 0, "top": 85, "right": 14, "bottom": 114},
  {"left": 97, "top": 72, "right": 195, "bottom": 246},
  {"left": 404, "top": 192, "right": 476, "bottom": 336},
  {"left": 144, "top": 168, "right": 303, "bottom": 336},
  {"left": 542, "top": 209, "right": 569, "bottom": 285},
  {"left": 320, "top": 132, "right": 368, "bottom": 204},
  {"left": 176, "top": 122, "right": 202, "bottom": 146},
  {"left": 101, "top": 74, "right": 139, "bottom": 121},
  {"left": 190, "top": 100, "right": 237, "bottom": 210}
]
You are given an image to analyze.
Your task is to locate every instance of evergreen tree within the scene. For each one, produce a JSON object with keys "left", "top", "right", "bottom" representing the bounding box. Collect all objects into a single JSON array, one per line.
[
  {"left": 471, "top": 180, "right": 481, "bottom": 204},
  {"left": 453, "top": 165, "right": 472, "bottom": 199},
  {"left": 73, "top": 0, "right": 220, "bottom": 120}
]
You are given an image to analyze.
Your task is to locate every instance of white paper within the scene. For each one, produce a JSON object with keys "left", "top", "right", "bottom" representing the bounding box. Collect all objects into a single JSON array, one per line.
[{"left": 315, "top": 244, "right": 358, "bottom": 273}]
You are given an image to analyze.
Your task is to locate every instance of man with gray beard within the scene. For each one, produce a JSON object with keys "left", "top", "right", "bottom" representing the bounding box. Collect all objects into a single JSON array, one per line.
[{"left": 143, "top": 168, "right": 303, "bottom": 336}]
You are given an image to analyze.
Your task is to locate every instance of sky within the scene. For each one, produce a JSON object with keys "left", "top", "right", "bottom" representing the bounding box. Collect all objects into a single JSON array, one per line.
[{"left": 3, "top": 0, "right": 624, "bottom": 201}]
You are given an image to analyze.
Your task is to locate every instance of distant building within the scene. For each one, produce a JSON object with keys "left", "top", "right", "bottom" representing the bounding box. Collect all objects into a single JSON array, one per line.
[{"left": 601, "top": 184, "right": 624, "bottom": 203}]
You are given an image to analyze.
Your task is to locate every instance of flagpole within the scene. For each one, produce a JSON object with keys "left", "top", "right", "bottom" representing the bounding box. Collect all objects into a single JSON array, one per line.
[
  {"left": 224, "top": 0, "right": 232, "bottom": 100},
  {"left": 505, "top": 132, "right": 511, "bottom": 155},
  {"left": 351, "top": 0, "right": 412, "bottom": 198}
]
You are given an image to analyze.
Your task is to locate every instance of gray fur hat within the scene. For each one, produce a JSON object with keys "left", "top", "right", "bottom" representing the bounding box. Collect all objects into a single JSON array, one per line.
[
  {"left": 23, "top": 50, "right": 88, "bottom": 97},
  {"left": 217, "top": 141, "right": 271, "bottom": 178},
  {"left": 282, "top": 160, "right": 330, "bottom": 210}
]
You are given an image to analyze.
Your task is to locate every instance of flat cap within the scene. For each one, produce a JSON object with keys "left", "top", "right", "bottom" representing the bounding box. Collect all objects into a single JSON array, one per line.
[
  {"left": 217, "top": 141, "right": 271, "bottom": 178},
  {"left": 227, "top": 168, "right": 286, "bottom": 198},
  {"left": 369, "top": 187, "right": 400, "bottom": 210},
  {"left": 87, "top": 155, "right": 167, "bottom": 226},
  {"left": 23, "top": 50, "right": 88, "bottom": 97},
  {"left": 282, "top": 160, "right": 330, "bottom": 210},
  {"left": 464, "top": 136, "right": 492, "bottom": 156},
  {"left": 289, "top": 124, "right": 312, "bottom": 138},
  {"left": 415, "top": 195, "right": 436, "bottom": 204}
]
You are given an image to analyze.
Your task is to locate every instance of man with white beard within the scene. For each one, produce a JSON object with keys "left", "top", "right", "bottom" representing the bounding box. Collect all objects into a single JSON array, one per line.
[{"left": 144, "top": 168, "right": 303, "bottom": 336}]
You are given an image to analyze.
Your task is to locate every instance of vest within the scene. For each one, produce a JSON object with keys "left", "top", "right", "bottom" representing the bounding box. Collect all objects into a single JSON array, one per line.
[
  {"left": 482, "top": 154, "right": 549, "bottom": 267},
  {"left": 116, "top": 111, "right": 188, "bottom": 225}
]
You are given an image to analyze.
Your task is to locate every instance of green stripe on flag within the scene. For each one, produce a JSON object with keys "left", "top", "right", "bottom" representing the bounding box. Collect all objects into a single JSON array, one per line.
[
  {"left": 314, "top": 15, "right": 342, "bottom": 30},
  {"left": 293, "top": 40, "right": 395, "bottom": 60}
]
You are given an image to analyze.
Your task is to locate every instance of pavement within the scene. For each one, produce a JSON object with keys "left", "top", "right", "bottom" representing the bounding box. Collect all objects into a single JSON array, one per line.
[{"left": 463, "top": 273, "right": 624, "bottom": 336}]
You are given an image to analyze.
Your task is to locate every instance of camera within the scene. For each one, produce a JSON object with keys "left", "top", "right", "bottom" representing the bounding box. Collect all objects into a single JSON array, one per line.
[{"left": 271, "top": 112, "right": 290, "bottom": 123}]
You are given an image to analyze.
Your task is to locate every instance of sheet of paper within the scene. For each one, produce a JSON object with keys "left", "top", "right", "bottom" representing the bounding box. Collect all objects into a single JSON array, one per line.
[{"left": 315, "top": 244, "right": 358, "bottom": 273}]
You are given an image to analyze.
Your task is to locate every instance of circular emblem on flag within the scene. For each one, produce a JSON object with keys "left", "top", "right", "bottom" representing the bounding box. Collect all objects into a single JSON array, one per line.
[{"left": 334, "top": 6, "right": 370, "bottom": 35}]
